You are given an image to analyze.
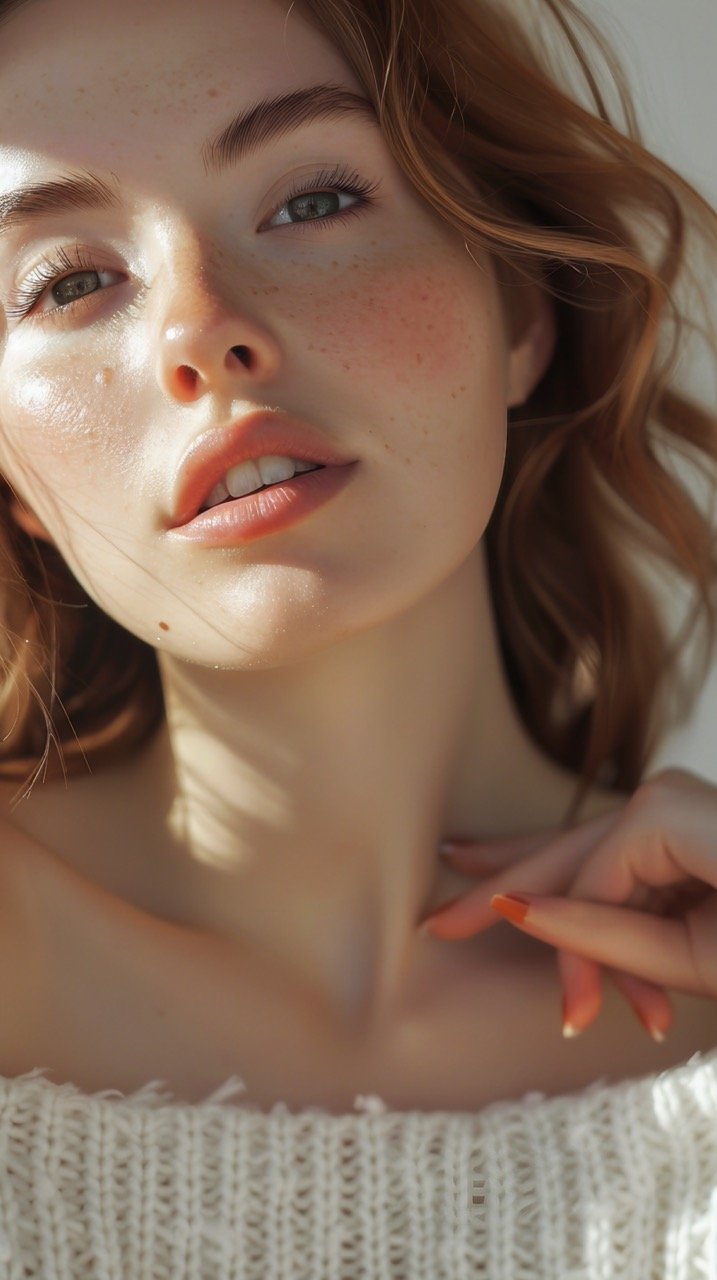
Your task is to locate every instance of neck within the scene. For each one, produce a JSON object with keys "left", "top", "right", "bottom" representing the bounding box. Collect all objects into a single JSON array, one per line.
[{"left": 152, "top": 540, "right": 576, "bottom": 1028}]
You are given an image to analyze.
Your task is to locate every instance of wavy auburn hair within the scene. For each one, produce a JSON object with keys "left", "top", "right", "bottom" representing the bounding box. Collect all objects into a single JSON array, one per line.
[{"left": 0, "top": 0, "right": 715, "bottom": 820}]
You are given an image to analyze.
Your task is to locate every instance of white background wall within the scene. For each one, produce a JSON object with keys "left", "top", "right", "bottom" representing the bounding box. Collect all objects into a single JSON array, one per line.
[
  {"left": 560, "top": 1, "right": 717, "bottom": 783},
  {"left": 580, "top": 0, "right": 717, "bottom": 208}
]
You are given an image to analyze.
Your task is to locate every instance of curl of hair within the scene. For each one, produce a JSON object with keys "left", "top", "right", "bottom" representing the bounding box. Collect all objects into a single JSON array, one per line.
[
  {"left": 0, "top": 483, "right": 164, "bottom": 805},
  {"left": 0, "top": 0, "right": 715, "bottom": 822}
]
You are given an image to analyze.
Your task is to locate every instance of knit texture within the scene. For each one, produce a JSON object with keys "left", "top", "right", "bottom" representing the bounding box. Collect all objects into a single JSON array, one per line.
[{"left": 0, "top": 1049, "right": 716, "bottom": 1279}]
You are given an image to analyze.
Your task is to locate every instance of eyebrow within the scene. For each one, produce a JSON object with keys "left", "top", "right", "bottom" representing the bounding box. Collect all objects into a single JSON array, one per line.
[{"left": 0, "top": 83, "right": 378, "bottom": 242}]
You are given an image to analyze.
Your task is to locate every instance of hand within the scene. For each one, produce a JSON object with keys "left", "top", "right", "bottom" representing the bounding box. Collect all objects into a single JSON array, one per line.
[{"left": 420, "top": 767, "right": 717, "bottom": 1041}]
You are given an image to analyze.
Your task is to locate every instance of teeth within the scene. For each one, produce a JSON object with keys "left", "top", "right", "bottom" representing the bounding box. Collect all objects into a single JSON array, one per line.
[
  {"left": 205, "top": 477, "right": 230, "bottom": 507},
  {"left": 258, "top": 455, "right": 303, "bottom": 488},
  {"left": 204, "top": 456, "right": 320, "bottom": 509},
  {"left": 225, "top": 459, "right": 264, "bottom": 499}
]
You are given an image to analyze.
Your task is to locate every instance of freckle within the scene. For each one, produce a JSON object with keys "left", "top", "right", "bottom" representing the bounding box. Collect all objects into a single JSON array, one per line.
[
  {"left": 207, "top": 88, "right": 219, "bottom": 98},
  {"left": 96, "top": 366, "right": 114, "bottom": 386},
  {"left": 158, "top": 621, "right": 170, "bottom": 631},
  {"left": 416, "top": 353, "right": 423, "bottom": 364}
]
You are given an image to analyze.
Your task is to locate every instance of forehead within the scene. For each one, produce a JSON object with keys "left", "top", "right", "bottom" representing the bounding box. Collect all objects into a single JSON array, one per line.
[{"left": 0, "top": 0, "right": 362, "bottom": 187}]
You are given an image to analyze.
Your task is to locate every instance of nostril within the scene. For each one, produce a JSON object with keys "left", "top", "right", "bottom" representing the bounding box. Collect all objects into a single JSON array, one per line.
[
  {"left": 176, "top": 365, "right": 199, "bottom": 393},
  {"left": 232, "top": 345, "right": 252, "bottom": 368}
]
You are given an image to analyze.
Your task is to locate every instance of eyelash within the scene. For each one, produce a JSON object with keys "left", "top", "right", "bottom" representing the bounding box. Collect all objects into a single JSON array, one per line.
[{"left": 5, "top": 163, "right": 381, "bottom": 325}]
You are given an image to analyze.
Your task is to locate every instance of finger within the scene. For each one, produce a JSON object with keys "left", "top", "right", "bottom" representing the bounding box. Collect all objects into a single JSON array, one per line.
[
  {"left": 557, "top": 949, "right": 604, "bottom": 1035},
  {"left": 439, "top": 830, "right": 562, "bottom": 872},
  {"left": 565, "top": 780, "right": 717, "bottom": 905},
  {"left": 558, "top": 950, "right": 603, "bottom": 1035},
  {"left": 558, "top": 948, "right": 673, "bottom": 1040},
  {"left": 439, "top": 808, "right": 620, "bottom": 877},
  {"left": 421, "top": 811, "right": 623, "bottom": 937},
  {"left": 488, "top": 892, "right": 708, "bottom": 996},
  {"left": 419, "top": 871, "right": 656, "bottom": 940},
  {"left": 608, "top": 968, "right": 673, "bottom": 1041}
]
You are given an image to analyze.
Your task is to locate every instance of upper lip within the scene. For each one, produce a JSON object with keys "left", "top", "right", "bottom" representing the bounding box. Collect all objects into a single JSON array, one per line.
[{"left": 168, "top": 410, "right": 354, "bottom": 527}]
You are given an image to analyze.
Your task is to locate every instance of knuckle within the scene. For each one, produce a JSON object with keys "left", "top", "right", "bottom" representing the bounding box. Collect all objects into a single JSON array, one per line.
[
  {"left": 625, "top": 769, "right": 678, "bottom": 819},
  {"left": 627, "top": 765, "right": 704, "bottom": 827},
  {"left": 637, "top": 766, "right": 695, "bottom": 798},
  {"left": 631, "top": 772, "right": 666, "bottom": 807}
]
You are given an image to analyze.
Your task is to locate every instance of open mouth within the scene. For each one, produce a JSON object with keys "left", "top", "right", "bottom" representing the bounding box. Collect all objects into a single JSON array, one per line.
[
  {"left": 170, "top": 459, "right": 359, "bottom": 547},
  {"left": 198, "top": 463, "right": 326, "bottom": 514}
]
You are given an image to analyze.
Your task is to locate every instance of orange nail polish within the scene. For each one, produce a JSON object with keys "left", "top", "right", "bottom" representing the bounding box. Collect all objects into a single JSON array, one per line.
[
  {"left": 635, "top": 1007, "right": 667, "bottom": 1043},
  {"left": 561, "top": 994, "right": 583, "bottom": 1038},
  {"left": 490, "top": 893, "right": 532, "bottom": 925}
]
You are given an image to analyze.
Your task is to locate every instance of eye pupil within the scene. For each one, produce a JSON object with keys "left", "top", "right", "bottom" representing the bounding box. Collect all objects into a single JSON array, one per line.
[
  {"left": 54, "top": 271, "right": 99, "bottom": 303},
  {"left": 290, "top": 191, "right": 338, "bottom": 221}
]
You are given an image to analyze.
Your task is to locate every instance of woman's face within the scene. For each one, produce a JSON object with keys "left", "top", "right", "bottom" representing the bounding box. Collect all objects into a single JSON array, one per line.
[{"left": 0, "top": 0, "right": 540, "bottom": 668}]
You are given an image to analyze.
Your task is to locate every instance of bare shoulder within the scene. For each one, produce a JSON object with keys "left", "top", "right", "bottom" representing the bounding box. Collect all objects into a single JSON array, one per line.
[
  {"left": 0, "top": 785, "right": 59, "bottom": 1072},
  {"left": 0, "top": 774, "right": 109, "bottom": 943},
  {"left": 0, "top": 777, "right": 46, "bottom": 900},
  {"left": 0, "top": 776, "right": 66, "bottom": 881}
]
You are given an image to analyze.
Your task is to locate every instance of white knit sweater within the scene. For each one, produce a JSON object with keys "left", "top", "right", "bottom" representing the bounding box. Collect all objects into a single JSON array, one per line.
[{"left": 0, "top": 1049, "right": 716, "bottom": 1279}]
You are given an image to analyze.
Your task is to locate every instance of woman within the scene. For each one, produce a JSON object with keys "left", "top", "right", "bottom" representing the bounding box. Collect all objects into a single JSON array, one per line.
[{"left": 0, "top": 0, "right": 716, "bottom": 1275}]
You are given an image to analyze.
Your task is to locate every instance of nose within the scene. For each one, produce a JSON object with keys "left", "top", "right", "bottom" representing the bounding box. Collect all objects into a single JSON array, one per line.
[{"left": 154, "top": 250, "right": 283, "bottom": 404}]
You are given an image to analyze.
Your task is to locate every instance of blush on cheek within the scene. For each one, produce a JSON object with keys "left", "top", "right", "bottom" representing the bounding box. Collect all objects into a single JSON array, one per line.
[{"left": 304, "top": 255, "right": 501, "bottom": 395}]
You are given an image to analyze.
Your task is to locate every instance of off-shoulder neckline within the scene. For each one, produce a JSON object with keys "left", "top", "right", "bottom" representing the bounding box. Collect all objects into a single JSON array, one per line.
[{"left": 2, "top": 1045, "right": 716, "bottom": 1121}]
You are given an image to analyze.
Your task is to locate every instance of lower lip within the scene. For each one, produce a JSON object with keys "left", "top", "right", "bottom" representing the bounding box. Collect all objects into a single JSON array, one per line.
[{"left": 168, "top": 462, "right": 359, "bottom": 547}]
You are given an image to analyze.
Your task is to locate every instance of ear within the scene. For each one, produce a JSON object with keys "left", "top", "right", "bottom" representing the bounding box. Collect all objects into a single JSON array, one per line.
[
  {"left": 505, "top": 285, "right": 557, "bottom": 409},
  {"left": 7, "top": 494, "right": 55, "bottom": 545}
]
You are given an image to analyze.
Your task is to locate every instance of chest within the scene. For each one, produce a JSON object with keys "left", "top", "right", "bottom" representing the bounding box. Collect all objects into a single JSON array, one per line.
[{"left": 14, "top": 871, "right": 717, "bottom": 1115}]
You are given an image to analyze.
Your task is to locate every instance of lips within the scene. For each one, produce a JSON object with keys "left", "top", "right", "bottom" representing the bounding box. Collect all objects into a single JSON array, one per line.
[{"left": 168, "top": 411, "right": 354, "bottom": 528}]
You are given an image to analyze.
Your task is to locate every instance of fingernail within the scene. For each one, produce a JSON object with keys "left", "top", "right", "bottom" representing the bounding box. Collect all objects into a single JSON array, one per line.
[
  {"left": 562, "top": 996, "right": 584, "bottom": 1038},
  {"left": 489, "top": 892, "right": 534, "bottom": 926},
  {"left": 562, "top": 1022, "right": 583, "bottom": 1038},
  {"left": 635, "top": 1007, "right": 667, "bottom": 1043}
]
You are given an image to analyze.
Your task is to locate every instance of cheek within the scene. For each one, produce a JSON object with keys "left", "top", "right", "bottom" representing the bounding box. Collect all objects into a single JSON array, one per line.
[
  {"left": 292, "top": 248, "right": 506, "bottom": 426},
  {"left": 362, "top": 283, "right": 466, "bottom": 379},
  {"left": 0, "top": 353, "right": 133, "bottom": 506},
  {"left": 300, "top": 258, "right": 484, "bottom": 383},
  {"left": 294, "top": 250, "right": 507, "bottom": 471},
  {"left": 291, "top": 250, "right": 508, "bottom": 554}
]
